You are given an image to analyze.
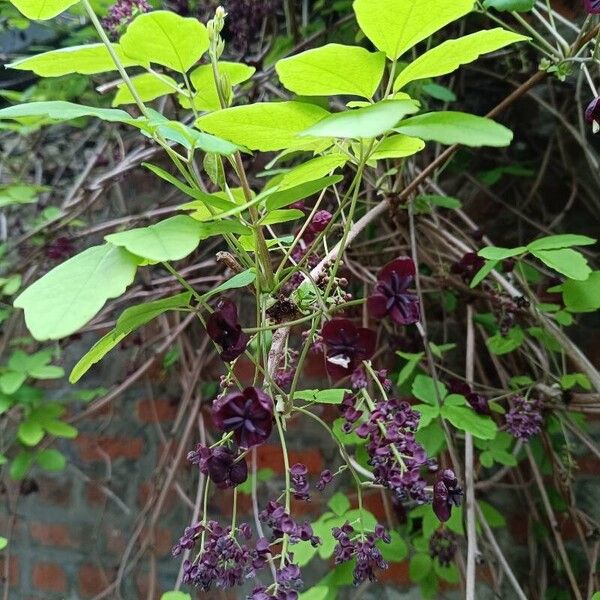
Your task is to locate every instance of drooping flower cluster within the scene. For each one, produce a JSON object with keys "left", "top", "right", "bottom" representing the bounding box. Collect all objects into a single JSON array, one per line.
[
  {"left": 206, "top": 298, "right": 249, "bottom": 362},
  {"left": 290, "top": 463, "right": 310, "bottom": 501},
  {"left": 316, "top": 469, "right": 333, "bottom": 491},
  {"left": 348, "top": 396, "right": 429, "bottom": 502},
  {"left": 321, "top": 319, "right": 376, "bottom": 379},
  {"left": 368, "top": 257, "right": 420, "bottom": 325},
  {"left": 250, "top": 560, "right": 303, "bottom": 600},
  {"left": 212, "top": 386, "right": 273, "bottom": 448},
  {"left": 584, "top": 0, "right": 600, "bottom": 14},
  {"left": 451, "top": 251, "right": 485, "bottom": 282},
  {"left": 505, "top": 395, "right": 543, "bottom": 441},
  {"left": 187, "top": 444, "right": 248, "bottom": 488},
  {"left": 432, "top": 469, "right": 463, "bottom": 522},
  {"left": 332, "top": 522, "right": 390, "bottom": 585},
  {"left": 429, "top": 528, "right": 457, "bottom": 567},
  {"left": 449, "top": 379, "right": 490, "bottom": 415},
  {"left": 258, "top": 500, "right": 321, "bottom": 547},
  {"left": 102, "top": 0, "right": 150, "bottom": 37}
]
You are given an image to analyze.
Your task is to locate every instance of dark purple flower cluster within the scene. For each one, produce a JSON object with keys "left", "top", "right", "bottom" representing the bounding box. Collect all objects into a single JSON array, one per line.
[
  {"left": 213, "top": 386, "right": 273, "bottom": 448},
  {"left": 432, "top": 469, "right": 463, "bottom": 522},
  {"left": 177, "top": 521, "right": 269, "bottom": 591},
  {"left": 585, "top": 97, "right": 600, "bottom": 132},
  {"left": 350, "top": 396, "right": 429, "bottom": 502},
  {"left": 584, "top": 0, "right": 600, "bottom": 14},
  {"left": 448, "top": 379, "right": 490, "bottom": 415},
  {"left": 505, "top": 395, "right": 543, "bottom": 441},
  {"left": 321, "top": 319, "right": 376, "bottom": 380},
  {"left": 291, "top": 210, "right": 333, "bottom": 264},
  {"left": 368, "top": 257, "right": 420, "bottom": 325},
  {"left": 429, "top": 528, "right": 457, "bottom": 567},
  {"left": 172, "top": 523, "right": 202, "bottom": 556},
  {"left": 332, "top": 521, "right": 390, "bottom": 585},
  {"left": 187, "top": 444, "right": 248, "bottom": 488},
  {"left": 259, "top": 500, "right": 320, "bottom": 547},
  {"left": 206, "top": 298, "right": 249, "bottom": 362},
  {"left": 316, "top": 469, "right": 333, "bottom": 491},
  {"left": 451, "top": 252, "right": 485, "bottom": 281},
  {"left": 45, "top": 236, "right": 74, "bottom": 260},
  {"left": 290, "top": 463, "right": 310, "bottom": 501},
  {"left": 351, "top": 366, "right": 392, "bottom": 391},
  {"left": 102, "top": 0, "right": 150, "bottom": 37}
]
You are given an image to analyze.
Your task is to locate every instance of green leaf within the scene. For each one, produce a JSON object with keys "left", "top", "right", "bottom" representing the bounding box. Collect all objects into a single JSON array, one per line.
[
  {"left": 42, "top": 420, "right": 78, "bottom": 438},
  {"left": 8, "top": 44, "right": 137, "bottom": 77},
  {"left": 483, "top": 0, "right": 534, "bottom": 11},
  {"left": 378, "top": 530, "right": 408, "bottom": 562},
  {"left": 0, "top": 184, "right": 47, "bottom": 208},
  {"left": 18, "top": 420, "right": 44, "bottom": 446},
  {"left": 28, "top": 365, "right": 64, "bottom": 379},
  {"left": 9, "top": 451, "right": 34, "bottom": 480},
  {"left": 301, "top": 100, "right": 419, "bottom": 139},
  {"left": 197, "top": 101, "right": 330, "bottom": 151},
  {"left": 202, "top": 269, "right": 256, "bottom": 299},
  {"left": 478, "top": 246, "right": 526, "bottom": 260},
  {"left": 0, "top": 371, "right": 26, "bottom": 395},
  {"left": 36, "top": 449, "right": 66, "bottom": 472},
  {"left": 434, "top": 562, "right": 459, "bottom": 583},
  {"left": 113, "top": 72, "right": 178, "bottom": 106},
  {"left": 394, "top": 29, "right": 527, "bottom": 90},
  {"left": 415, "top": 420, "right": 446, "bottom": 455},
  {"left": 353, "top": 0, "right": 474, "bottom": 60},
  {"left": 559, "top": 271, "right": 600, "bottom": 312},
  {"left": 328, "top": 492, "right": 351, "bottom": 516},
  {"left": 479, "top": 500, "right": 506, "bottom": 527},
  {"left": 294, "top": 389, "right": 349, "bottom": 405},
  {"left": 442, "top": 404, "right": 498, "bottom": 439},
  {"left": 105, "top": 215, "right": 202, "bottom": 262},
  {"left": 120, "top": 10, "right": 209, "bottom": 73},
  {"left": 14, "top": 243, "right": 139, "bottom": 341},
  {"left": 395, "top": 111, "right": 513, "bottom": 147},
  {"left": 487, "top": 326, "right": 524, "bottom": 355},
  {"left": 590, "top": 593, "right": 600, "bottom": 600},
  {"left": 184, "top": 62, "right": 256, "bottom": 112},
  {"left": 265, "top": 175, "right": 342, "bottom": 211},
  {"left": 414, "top": 404, "right": 440, "bottom": 428},
  {"left": 409, "top": 553, "right": 433, "bottom": 582},
  {"left": 527, "top": 234, "right": 596, "bottom": 251},
  {"left": 278, "top": 154, "right": 347, "bottom": 189},
  {"left": 160, "top": 593, "right": 191, "bottom": 600},
  {"left": 9, "top": 0, "right": 79, "bottom": 19},
  {"left": 298, "top": 587, "right": 328, "bottom": 600},
  {"left": 470, "top": 259, "right": 498, "bottom": 289},
  {"left": 0, "top": 101, "right": 133, "bottom": 124},
  {"left": 0, "top": 537, "right": 7, "bottom": 551},
  {"left": 259, "top": 209, "right": 304, "bottom": 225},
  {"left": 370, "top": 134, "right": 425, "bottom": 160},
  {"left": 530, "top": 248, "right": 591, "bottom": 281},
  {"left": 70, "top": 293, "right": 191, "bottom": 383},
  {"left": 276, "top": 43, "right": 385, "bottom": 98},
  {"left": 412, "top": 374, "right": 447, "bottom": 405}
]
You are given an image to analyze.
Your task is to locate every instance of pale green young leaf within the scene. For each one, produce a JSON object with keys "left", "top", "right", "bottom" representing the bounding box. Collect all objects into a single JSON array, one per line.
[
  {"left": 196, "top": 101, "right": 330, "bottom": 151},
  {"left": 414, "top": 404, "right": 441, "bottom": 428},
  {"left": 10, "top": 0, "right": 79, "bottom": 19},
  {"left": 202, "top": 269, "right": 256, "bottom": 299},
  {"left": 559, "top": 272, "right": 600, "bottom": 313},
  {"left": 412, "top": 374, "right": 447, "bottom": 405},
  {"left": 161, "top": 593, "right": 192, "bottom": 600},
  {"left": 278, "top": 154, "right": 348, "bottom": 189},
  {"left": 0, "top": 101, "right": 133, "bottom": 124},
  {"left": 530, "top": 248, "right": 591, "bottom": 281},
  {"left": 9, "top": 451, "right": 34, "bottom": 480},
  {"left": 394, "top": 29, "right": 527, "bottom": 90},
  {"left": 259, "top": 209, "right": 304, "bottom": 226},
  {"left": 265, "top": 175, "right": 343, "bottom": 211},
  {"left": 353, "top": 0, "right": 474, "bottom": 60},
  {"left": 0, "top": 372, "right": 26, "bottom": 395},
  {"left": 301, "top": 100, "right": 419, "bottom": 139},
  {"left": 526, "top": 234, "right": 596, "bottom": 251},
  {"left": 14, "top": 243, "right": 140, "bottom": 340},
  {"left": 105, "top": 215, "right": 202, "bottom": 262},
  {"left": 276, "top": 44, "right": 385, "bottom": 98},
  {"left": 0, "top": 537, "right": 7, "bottom": 551},
  {"left": 395, "top": 112, "right": 513, "bottom": 147},
  {"left": 293, "top": 389, "right": 349, "bottom": 405},
  {"left": 181, "top": 62, "right": 255, "bottom": 111},
  {"left": 487, "top": 326, "right": 524, "bottom": 355},
  {"left": 328, "top": 492, "right": 351, "bottom": 516},
  {"left": 483, "top": 0, "right": 534, "bottom": 10},
  {"left": 120, "top": 11, "right": 209, "bottom": 73},
  {"left": 409, "top": 553, "right": 433, "bottom": 582},
  {"left": 70, "top": 293, "right": 191, "bottom": 383},
  {"left": 298, "top": 587, "right": 328, "bottom": 600},
  {"left": 43, "top": 420, "right": 77, "bottom": 438},
  {"left": 18, "top": 420, "right": 44, "bottom": 446},
  {"left": 442, "top": 404, "right": 498, "bottom": 439},
  {"left": 113, "top": 73, "right": 178, "bottom": 106},
  {"left": 36, "top": 449, "right": 66, "bottom": 471},
  {"left": 370, "top": 133, "right": 425, "bottom": 160},
  {"left": 478, "top": 246, "right": 527, "bottom": 260}
]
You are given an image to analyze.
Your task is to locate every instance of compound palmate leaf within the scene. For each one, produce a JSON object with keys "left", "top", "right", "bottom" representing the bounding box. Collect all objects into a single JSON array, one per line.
[
  {"left": 353, "top": 0, "right": 474, "bottom": 60},
  {"left": 14, "top": 244, "right": 140, "bottom": 341},
  {"left": 394, "top": 28, "right": 528, "bottom": 90},
  {"left": 196, "top": 101, "right": 330, "bottom": 151},
  {"left": 7, "top": 44, "right": 138, "bottom": 77},
  {"left": 395, "top": 111, "right": 513, "bottom": 147},
  {"left": 105, "top": 215, "right": 203, "bottom": 262},
  {"left": 70, "top": 292, "right": 192, "bottom": 383},
  {"left": 119, "top": 10, "right": 209, "bottom": 73},
  {"left": 10, "top": 0, "right": 79, "bottom": 19},
  {"left": 276, "top": 44, "right": 386, "bottom": 98}
]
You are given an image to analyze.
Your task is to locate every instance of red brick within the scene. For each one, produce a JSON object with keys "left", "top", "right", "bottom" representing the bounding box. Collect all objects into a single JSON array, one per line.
[
  {"left": 85, "top": 482, "right": 106, "bottom": 506},
  {"left": 105, "top": 527, "right": 127, "bottom": 555},
  {"left": 0, "top": 556, "right": 19, "bottom": 587},
  {"left": 30, "top": 522, "right": 73, "bottom": 548},
  {"left": 142, "top": 527, "right": 172, "bottom": 556},
  {"left": 138, "top": 483, "right": 176, "bottom": 510},
  {"left": 135, "top": 572, "right": 162, "bottom": 600},
  {"left": 32, "top": 562, "right": 66, "bottom": 593},
  {"left": 75, "top": 434, "right": 143, "bottom": 461},
  {"left": 380, "top": 560, "right": 410, "bottom": 585},
  {"left": 137, "top": 398, "right": 178, "bottom": 423},
  {"left": 78, "top": 564, "right": 108, "bottom": 598},
  {"left": 255, "top": 445, "right": 323, "bottom": 475},
  {"left": 37, "top": 476, "right": 71, "bottom": 507}
]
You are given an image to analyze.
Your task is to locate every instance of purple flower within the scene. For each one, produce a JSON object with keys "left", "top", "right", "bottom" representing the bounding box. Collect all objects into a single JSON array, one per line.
[
  {"left": 321, "top": 319, "right": 376, "bottom": 379},
  {"left": 584, "top": 0, "right": 600, "bottom": 13},
  {"left": 448, "top": 379, "right": 490, "bottom": 415},
  {"left": 505, "top": 395, "right": 543, "bottom": 441},
  {"left": 290, "top": 463, "right": 310, "bottom": 501},
  {"left": 451, "top": 252, "right": 485, "bottom": 281},
  {"left": 432, "top": 469, "right": 463, "bottom": 522},
  {"left": 102, "top": 0, "right": 150, "bottom": 38},
  {"left": 368, "top": 258, "right": 420, "bottom": 325},
  {"left": 212, "top": 387, "right": 273, "bottom": 448},
  {"left": 45, "top": 237, "right": 74, "bottom": 260},
  {"left": 206, "top": 298, "right": 249, "bottom": 362},
  {"left": 316, "top": 469, "right": 333, "bottom": 491},
  {"left": 187, "top": 444, "right": 248, "bottom": 488},
  {"left": 585, "top": 97, "right": 600, "bottom": 132},
  {"left": 430, "top": 528, "right": 457, "bottom": 567}
]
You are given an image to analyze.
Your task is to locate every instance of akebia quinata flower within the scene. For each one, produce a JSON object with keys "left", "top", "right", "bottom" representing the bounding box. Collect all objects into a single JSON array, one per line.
[
  {"left": 368, "top": 257, "right": 420, "bottom": 325},
  {"left": 187, "top": 444, "right": 248, "bottom": 488},
  {"left": 585, "top": 97, "right": 600, "bottom": 133},
  {"left": 584, "top": 0, "right": 600, "bottom": 13},
  {"left": 432, "top": 469, "right": 463, "bottom": 522},
  {"left": 206, "top": 298, "right": 249, "bottom": 362},
  {"left": 321, "top": 319, "right": 376, "bottom": 379},
  {"left": 212, "top": 387, "right": 273, "bottom": 448}
]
